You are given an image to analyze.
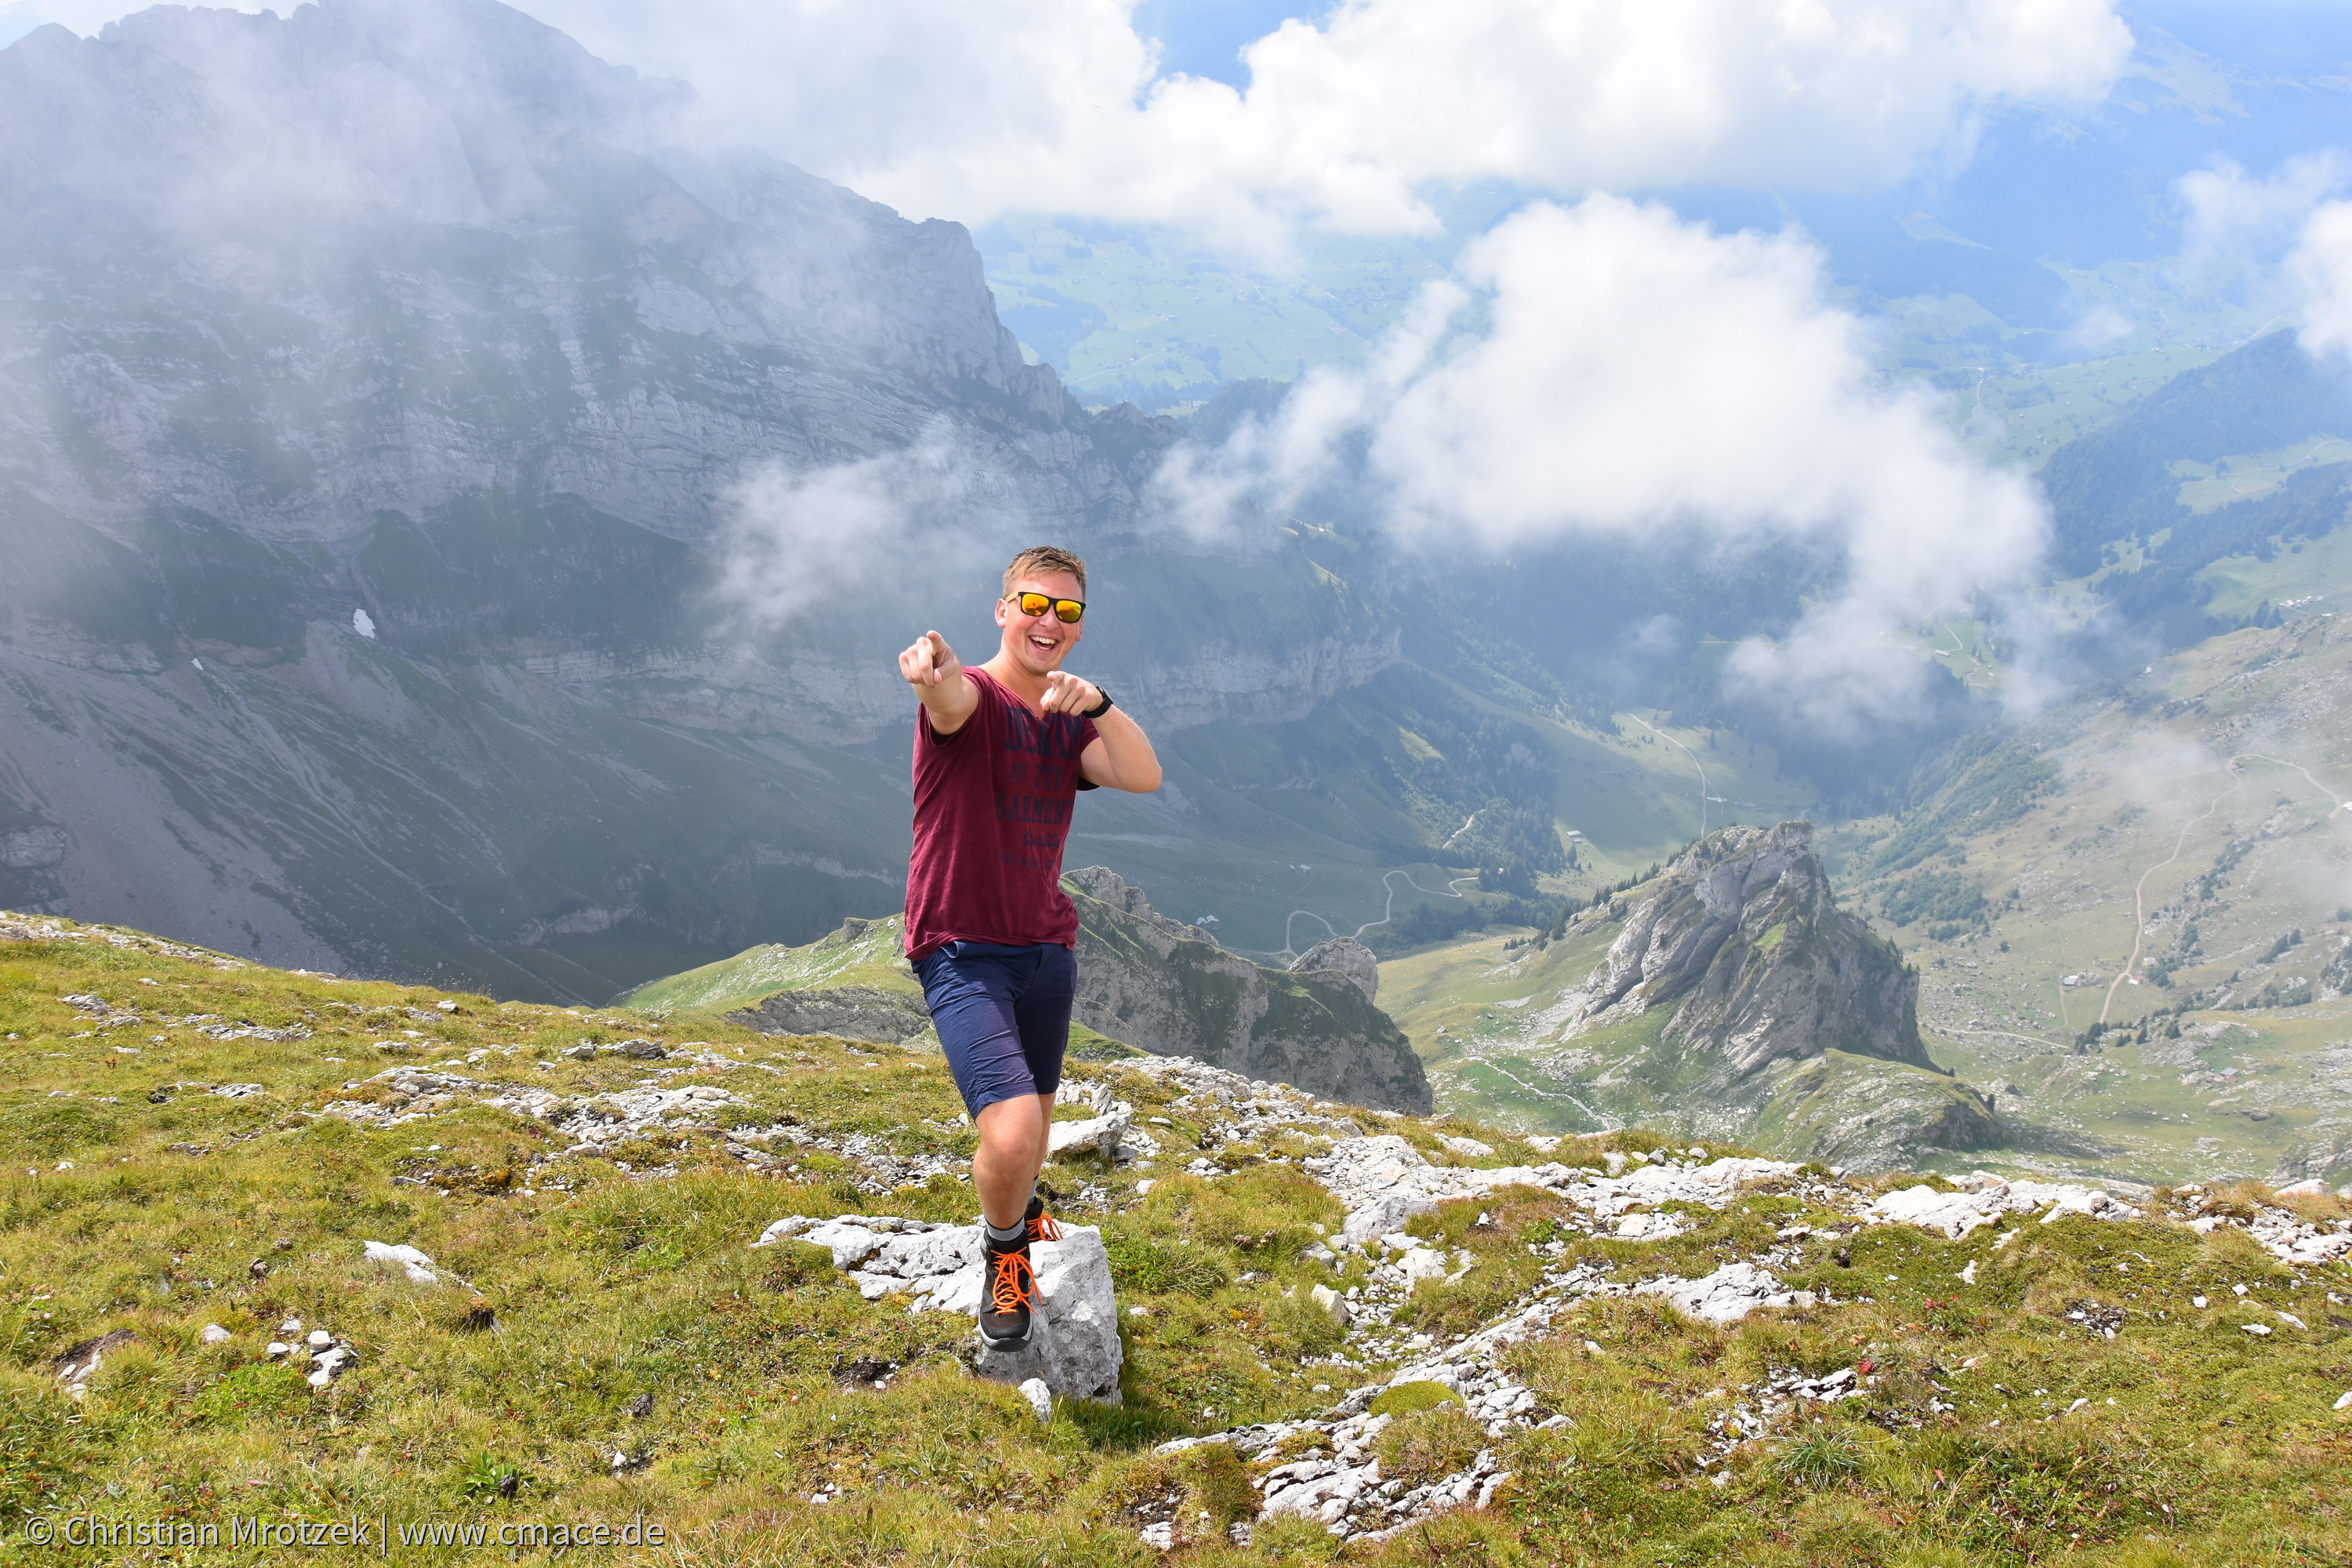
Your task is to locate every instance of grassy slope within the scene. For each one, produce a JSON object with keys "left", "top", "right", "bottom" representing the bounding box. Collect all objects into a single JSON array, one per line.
[
  {"left": 616, "top": 918, "right": 920, "bottom": 1011},
  {"left": 1814, "top": 607, "right": 2352, "bottom": 1187},
  {"left": 5, "top": 916, "right": 2352, "bottom": 1563}
]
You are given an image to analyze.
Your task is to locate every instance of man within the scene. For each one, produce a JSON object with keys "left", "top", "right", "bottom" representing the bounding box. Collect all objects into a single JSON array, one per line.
[{"left": 897, "top": 546, "right": 1162, "bottom": 1351}]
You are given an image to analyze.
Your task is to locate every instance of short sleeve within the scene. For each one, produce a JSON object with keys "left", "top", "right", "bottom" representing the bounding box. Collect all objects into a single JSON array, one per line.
[{"left": 1074, "top": 714, "right": 1102, "bottom": 789}]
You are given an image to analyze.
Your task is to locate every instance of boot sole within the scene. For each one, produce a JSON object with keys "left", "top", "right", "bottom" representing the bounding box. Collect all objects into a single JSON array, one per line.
[{"left": 977, "top": 1323, "right": 1034, "bottom": 1352}]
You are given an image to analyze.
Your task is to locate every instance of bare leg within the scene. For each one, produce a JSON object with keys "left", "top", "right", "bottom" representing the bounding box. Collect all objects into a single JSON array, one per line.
[{"left": 973, "top": 1092, "right": 1055, "bottom": 1229}]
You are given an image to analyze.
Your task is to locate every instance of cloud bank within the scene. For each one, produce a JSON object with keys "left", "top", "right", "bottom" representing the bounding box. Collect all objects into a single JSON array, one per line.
[
  {"left": 1163, "top": 197, "right": 2053, "bottom": 728},
  {"left": 529, "top": 0, "right": 2131, "bottom": 242}
]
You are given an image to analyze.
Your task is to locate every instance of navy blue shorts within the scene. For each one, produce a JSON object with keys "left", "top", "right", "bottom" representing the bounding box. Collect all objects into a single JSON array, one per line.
[{"left": 913, "top": 940, "right": 1076, "bottom": 1117}]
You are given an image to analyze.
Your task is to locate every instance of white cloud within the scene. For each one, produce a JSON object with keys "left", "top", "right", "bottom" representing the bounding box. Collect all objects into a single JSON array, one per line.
[
  {"left": 2179, "top": 152, "right": 2351, "bottom": 267},
  {"left": 710, "top": 426, "right": 1005, "bottom": 639},
  {"left": 528, "top": 0, "right": 2130, "bottom": 242},
  {"left": 2172, "top": 154, "right": 2352, "bottom": 357},
  {"left": 1163, "top": 197, "right": 2053, "bottom": 728},
  {"left": 2291, "top": 199, "right": 2352, "bottom": 356}
]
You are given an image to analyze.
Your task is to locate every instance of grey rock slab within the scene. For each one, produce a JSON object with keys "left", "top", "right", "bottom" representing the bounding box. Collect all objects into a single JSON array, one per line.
[
  {"left": 1288, "top": 938, "right": 1381, "bottom": 1002},
  {"left": 728, "top": 986, "right": 934, "bottom": 1045},
  {"left": 754, "top": 1214, "right": 1123, "bottom": 1403},
  {"left": 1047, "top": 1099, "right": 1134, "bottom": 1159},
  {"left": 1634, "top": 1261, "right": 1799, "bottom": 1324},
  {"left": 1869, "top": 1174, "right": 2136, "bottom": 1239}
]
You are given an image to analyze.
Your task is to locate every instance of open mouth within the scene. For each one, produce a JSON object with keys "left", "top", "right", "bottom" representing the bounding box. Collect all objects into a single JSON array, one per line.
[{"left": 1027, "top": 634, "right": 1061, "bottom": 654}]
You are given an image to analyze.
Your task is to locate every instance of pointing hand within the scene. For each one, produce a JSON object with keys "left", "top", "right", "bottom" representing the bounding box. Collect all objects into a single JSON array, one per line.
[
  {"left": 899, "top": 630, "right": 960, "bottom": 689},
  {"left": 1040, "top": 670, "right": 1101, "bottom": 715}
]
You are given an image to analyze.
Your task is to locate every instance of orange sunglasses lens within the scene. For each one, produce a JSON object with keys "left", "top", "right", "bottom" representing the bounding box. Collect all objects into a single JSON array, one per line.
[{"left": 1016, "top": 592, "right": 1085, "bottom": 623}]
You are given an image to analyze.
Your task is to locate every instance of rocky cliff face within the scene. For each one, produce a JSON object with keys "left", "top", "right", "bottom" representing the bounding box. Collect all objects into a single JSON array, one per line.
[
  {"left": 0, "top": 0, "right": 1393, "bottom": 994},
  {"left": 1065, "top": 868, "right": 1431, "bottom": 1113},
  {"left": 1566, "top": 821, "right": 1936, "bottom": 1083},
  {"left": 1421, "top": 822, "right": 1999, "bottom": 1171}
]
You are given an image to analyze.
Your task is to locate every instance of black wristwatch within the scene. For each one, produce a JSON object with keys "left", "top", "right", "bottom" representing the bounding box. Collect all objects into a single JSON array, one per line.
[{"left": 1083, "top": 688, "right": 1114, "bottom": 719}]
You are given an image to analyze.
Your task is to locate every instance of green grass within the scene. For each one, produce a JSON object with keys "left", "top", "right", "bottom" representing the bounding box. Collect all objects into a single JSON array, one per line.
[{"left": 8, "top": 914, "right": 2352, "bottom": 1564}]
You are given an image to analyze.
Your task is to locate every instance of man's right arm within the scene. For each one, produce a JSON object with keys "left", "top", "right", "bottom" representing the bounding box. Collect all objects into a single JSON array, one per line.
[{"left": 898, "top": 630, "right": 978, "bottom": 736}]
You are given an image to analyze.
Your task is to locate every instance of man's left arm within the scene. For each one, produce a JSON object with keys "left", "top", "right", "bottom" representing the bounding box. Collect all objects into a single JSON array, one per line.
[{"left": 1043, "top": 672, "right": 1162, "bottom": 794}]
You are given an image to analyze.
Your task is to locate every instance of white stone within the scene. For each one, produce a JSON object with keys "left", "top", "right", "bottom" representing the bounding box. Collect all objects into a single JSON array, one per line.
[
  {"left": 1867, "top": 1176, "right": 2133, "bottom": 1240},
  {"left": 362, "top": 1240, "right": 443, "bottom": 1285},
  {"left": 1137, "top": 1521, "right": 1175, "bottom": 1550},
  {"left": 1439, "top": 1136, "right": 1493, "bottom": 1159},
  {"left": 200, "top": 1324, "right": 230, "bottom": 1344},
  {"left": 2275, "top": 1178, "right": 2329, "bottom": 1196},
  {"left": 1018, "top": 1377, "right": 1054, "bottom": 1421},
  {"left": 1399, "top": 1248, "right": 1450, "bottom": 1288},
  {"left": 265, "top": 1341, "right": 291, "bottom": 1359},
  {"left": 1048, "top": 1099, "right": 1134, "bottom": 1159},
  {"left": 1613, "top": 1210, "right": 1690, "bottom": 1242},
  {"left": 307, "top": 1330, "right": 332, "bottom": 1349},
  {"left": 1311, "top": 1283, "right": 1350, "bottom": 1327},
  {"left": 756, "top": 1214, "right": 1124, "bottom": 1403},
  {"left": 2334, "top": 1391, "right": 2352, "bottom": 1410},
  {"left": 1634, "top": 1262, "right": 1797, "bottom": 1324}
]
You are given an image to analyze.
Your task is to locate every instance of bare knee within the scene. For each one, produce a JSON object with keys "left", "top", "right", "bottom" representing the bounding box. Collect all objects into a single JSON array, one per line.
[{"left": 976, "top": 1095, "right": 1049, "bottom": 1160}]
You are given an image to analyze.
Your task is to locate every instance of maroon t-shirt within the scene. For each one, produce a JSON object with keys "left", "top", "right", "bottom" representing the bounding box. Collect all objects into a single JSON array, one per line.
[{"left": 903, "top": 668, "right": 1099, "bottom": 961}]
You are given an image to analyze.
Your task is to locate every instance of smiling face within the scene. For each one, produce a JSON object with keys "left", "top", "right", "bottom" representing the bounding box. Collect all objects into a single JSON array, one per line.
[{"left": 995, "top": 571, "right": 1085, "bottom": 677}]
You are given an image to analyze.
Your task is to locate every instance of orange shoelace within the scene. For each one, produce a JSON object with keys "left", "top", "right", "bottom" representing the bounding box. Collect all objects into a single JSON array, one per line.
[
  {"left": 989, "top": 1248, "right": 1037, "bottom": 1315},
  {"left": 1028, "top": 1209, "right": 1063, "bottom": 1243}
]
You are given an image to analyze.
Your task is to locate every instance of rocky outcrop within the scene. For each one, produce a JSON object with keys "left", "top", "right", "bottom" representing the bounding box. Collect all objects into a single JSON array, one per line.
[
  {"left": 726, "top": 986, "right": 932, "bottom": 1045},
  {"left": 1064, "top": 868, "right": 1431, "bottom": 1113},
  {"left": 753, "top": 1214, "right": 1123, "bottom": 1404},
  {"left": 1566, "top": 822, "right": 1935, "bottom": 1081},
  {"left": 1290, "top": 937, "right": 1381, "bottom": 1002}
]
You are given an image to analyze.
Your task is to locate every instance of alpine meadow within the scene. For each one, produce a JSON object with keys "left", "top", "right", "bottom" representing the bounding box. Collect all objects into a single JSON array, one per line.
[{"left": 3, "top": 2, "right": 2352, "bottom": 1564}]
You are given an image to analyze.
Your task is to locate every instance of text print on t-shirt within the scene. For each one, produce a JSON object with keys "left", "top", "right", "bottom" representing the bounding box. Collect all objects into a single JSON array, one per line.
[{"left": 995, "top": 706, "right": 1086, "bottom": 864}]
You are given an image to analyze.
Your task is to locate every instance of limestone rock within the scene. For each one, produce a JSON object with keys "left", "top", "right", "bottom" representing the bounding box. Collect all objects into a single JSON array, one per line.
[
  {"left": 362, "top": 1240, "right": 445, "bottom": 1285},
  {"left": 728, "top": 986, "right": 934, "bottom": 1046},
  {"left": 1633, "top": 1262, "right": 1798, "bottom": 1324},
  {"left": 1064, "top": 868, "right": 1430, "bottom": 1113},
  {"left": 1867, "top": 1174, "right": 2136, "bottom": 1238},
  {"left": 1308, "top": 1134, "right": 1802, "bottom": 1246},
  {"left": 1289, "top": 938, "right": 1381, "bottom": 1002},
  {"left": 754, "top": 1214, "right": 1123, "bottom": 1403},
  {"left": 1567, "top": 822, "right": 1933, "bottom": 1078},
  {"left": 1048, "top": 1097, "right": 1134, "bottom": 1159}
]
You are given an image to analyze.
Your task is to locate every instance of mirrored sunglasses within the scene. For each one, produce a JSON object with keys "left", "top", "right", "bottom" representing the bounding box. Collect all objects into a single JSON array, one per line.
[{"left": 1011, "top": 591, "right": 1086, "bottom": 623}]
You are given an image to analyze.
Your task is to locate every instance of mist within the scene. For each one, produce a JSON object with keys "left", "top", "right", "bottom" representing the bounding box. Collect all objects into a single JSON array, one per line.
[{"left": 1152, "top": 195, "right": 2056, "bottom": 734}]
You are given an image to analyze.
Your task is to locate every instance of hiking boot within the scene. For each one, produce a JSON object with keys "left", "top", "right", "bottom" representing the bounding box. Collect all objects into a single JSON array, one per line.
[
  {"left": 1025, "top": 1194, "right": 1063, "bottom": 1244},
  {"left": 978, "top": 1236, "right": 1037, "bottom": 1351}
]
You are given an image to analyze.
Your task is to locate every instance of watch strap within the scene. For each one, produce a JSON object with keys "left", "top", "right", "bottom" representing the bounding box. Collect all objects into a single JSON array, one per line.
[{"left": 1082, "top": 688, "right": 1114, "bottom": 719}]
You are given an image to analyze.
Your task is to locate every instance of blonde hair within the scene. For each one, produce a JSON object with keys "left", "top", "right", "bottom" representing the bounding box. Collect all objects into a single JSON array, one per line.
[{"left": 1001, "top": 546, "right": 1087, "bottom": 597}]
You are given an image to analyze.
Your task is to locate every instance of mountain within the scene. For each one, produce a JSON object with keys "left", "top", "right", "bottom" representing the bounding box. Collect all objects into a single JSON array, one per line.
[
  {"left": 0, "top": 0, "right": 1400, "bottom": 996},
  {"left": 2037, "top": 331, "right": 2352, "bottom": 643},
  {"left": 1062, "top": 867, "right": 1431, "bottom": 1112},
  {"left": 1386, "top": 822, "right": 2002, "bottom": 1171},
  {"left": 620, "top": 870, "right": 1433, "bottom": 1113}
]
